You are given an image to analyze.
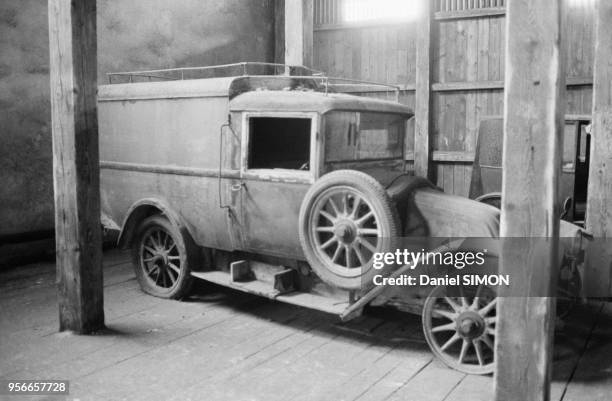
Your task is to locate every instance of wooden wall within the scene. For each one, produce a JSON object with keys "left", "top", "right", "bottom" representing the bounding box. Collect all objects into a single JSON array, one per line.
[{"left": 312, "top": 0, "right": 594, "bottom": 196}]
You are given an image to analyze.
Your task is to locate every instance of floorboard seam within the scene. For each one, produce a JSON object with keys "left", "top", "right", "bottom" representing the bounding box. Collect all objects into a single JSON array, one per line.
[
  {"left": 558, "top": 302, "right": 605, "bottom": 401},
  {"left": 381, "top": 358, "right": 433, "bottom": 401},
  {"left": 440, "top": 374, "right": 467, "bottom": 401},
  {"left": 350, "top": 355, "right": 404, "bottom": 401}
]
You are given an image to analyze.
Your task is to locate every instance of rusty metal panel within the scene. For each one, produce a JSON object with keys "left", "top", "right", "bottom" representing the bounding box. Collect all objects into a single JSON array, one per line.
[
  {"left": 240, "top": 180, "right": 309, "bottom": 258},
  {"left": 99, "top": 96, "right": 229, "bottom": 170},
  {"left": 100, "top": 169, "right": 236, "bottom": 251},
  {"left": 98, "top": 80, "right": 237, "bottom": 251}
]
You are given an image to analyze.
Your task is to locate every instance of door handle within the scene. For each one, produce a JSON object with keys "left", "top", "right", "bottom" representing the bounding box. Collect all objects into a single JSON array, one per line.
[{"left": 231, "top": 183, "right": 244, "bottom": 192}]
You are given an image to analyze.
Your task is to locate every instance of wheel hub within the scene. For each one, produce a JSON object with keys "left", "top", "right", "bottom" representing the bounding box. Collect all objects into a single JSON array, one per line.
[
  {"left": 456, "top": 311, "right": 485, "bottom": 339},
  {"left": 152, "top": 253, "right": 168, "bottom": 267},
  {"left": 334, "top": 220, "right": 357, "bottom": 244}
]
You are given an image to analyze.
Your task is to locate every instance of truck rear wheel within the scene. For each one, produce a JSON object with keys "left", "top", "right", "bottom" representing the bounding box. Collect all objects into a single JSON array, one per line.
[
  {"left": 132, "top": 215, "right": 194, "bottom": 299},
  {"left": 298, "top": 170, "right": 400, "bottom": 290}
]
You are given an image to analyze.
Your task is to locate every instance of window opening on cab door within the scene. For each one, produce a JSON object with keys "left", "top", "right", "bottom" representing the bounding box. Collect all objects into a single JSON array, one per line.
[{"left": 247, "top": 117, "right": 312, "bottom": 171}]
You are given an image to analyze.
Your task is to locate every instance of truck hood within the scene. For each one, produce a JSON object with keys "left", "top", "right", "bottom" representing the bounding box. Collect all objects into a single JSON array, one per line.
[
  {"left": 386, "top": 174, "right": 589, "bottom": 259},
  {"left": 386, "top": 174, "right": 500, "bottom": 238}
]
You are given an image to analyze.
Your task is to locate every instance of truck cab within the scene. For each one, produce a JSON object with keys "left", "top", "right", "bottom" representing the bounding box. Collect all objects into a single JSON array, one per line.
[{"left": 226, "top": 87, "right": 412, "bottom": 259}]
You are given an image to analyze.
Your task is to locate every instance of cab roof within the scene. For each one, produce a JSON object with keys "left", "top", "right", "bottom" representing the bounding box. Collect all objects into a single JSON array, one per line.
[{"left": 229, "top": 90, "right": 413, "bottom": 116}]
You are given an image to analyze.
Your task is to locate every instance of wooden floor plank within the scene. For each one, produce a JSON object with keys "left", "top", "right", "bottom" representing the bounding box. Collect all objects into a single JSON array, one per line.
[
  {"left": 385, "top": 361, "right": 465, "bottom": 401},
  {"left": 550, "top": 302, "right": 604, "bottom": 400},
  {"left": 443, "top": 374, "right": 493, "bottom": 401},
  {"left": 327, "top": 347, "right": 433, "bottom": 401},
  {"left": 1, "top": 251, "right": 611, "bottom": 401},
  {"left": 73, "top": 305, "right": 327, "bottom": 400},
  {"left": 2, "top": 294, "right": 253, "bottom": 379},
  {"left": 168, "top": 312, "right": 340, "bottom": 401},
  {"left": 560, "top": 303, "right": 612, "bottom": 401}
]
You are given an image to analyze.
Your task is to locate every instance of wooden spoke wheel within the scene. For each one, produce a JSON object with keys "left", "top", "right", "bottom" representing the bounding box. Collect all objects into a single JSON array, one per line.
[
  {"left": 309, "top": 187, "right": 381, "bottom": 274},
  {"left": 132, "top": 215, "right": 193, "bottom": 299},
  {"left": 299, "top": 170, "right": 400, "bottom": 289},
  {"left": 422, "top": 285, "right": 497, "bottom": 375}
]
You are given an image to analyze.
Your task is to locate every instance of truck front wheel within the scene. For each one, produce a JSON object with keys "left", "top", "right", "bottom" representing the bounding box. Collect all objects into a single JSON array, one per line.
[
  {"left": 131, "top": 215, "right": 194, "bottom": 299},
  {"left": 422, "top": 285, "right": 497, "bottom": 375}
]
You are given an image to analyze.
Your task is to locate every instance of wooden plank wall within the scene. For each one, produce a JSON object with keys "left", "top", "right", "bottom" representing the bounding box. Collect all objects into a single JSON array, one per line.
[{"left": 312, "top": 0, "right": 594, "bottom": 196}]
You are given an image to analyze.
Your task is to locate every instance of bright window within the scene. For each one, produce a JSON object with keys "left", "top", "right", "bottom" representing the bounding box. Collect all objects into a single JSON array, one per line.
[{"left": 343, "top": 0, "right": 423, "bottom": 23}]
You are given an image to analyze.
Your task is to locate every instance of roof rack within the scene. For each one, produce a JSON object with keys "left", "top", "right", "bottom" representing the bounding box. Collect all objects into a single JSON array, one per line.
[
  {"left": 106, "top": 62, "right": 324, "bottom": 83},
  {"left": 106, "top": 62, "right": 400, "bottom": 102}
]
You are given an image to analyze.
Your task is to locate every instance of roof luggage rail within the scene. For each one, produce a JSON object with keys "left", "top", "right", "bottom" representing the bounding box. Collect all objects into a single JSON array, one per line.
[
  {"left": 106, "top": 62, "right": 324, "bottom": 84},
  {"left": 106, "top": 61, "right": 401, "bottom": 102}
]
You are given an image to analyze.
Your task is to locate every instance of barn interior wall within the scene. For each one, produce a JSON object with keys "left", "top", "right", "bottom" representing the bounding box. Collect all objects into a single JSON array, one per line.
[
  {"left": 0, "top": 0, "right": 275, "bottom": 238},
  {"left": 312, "top": 0, "right": 594, "bottom": 197}
]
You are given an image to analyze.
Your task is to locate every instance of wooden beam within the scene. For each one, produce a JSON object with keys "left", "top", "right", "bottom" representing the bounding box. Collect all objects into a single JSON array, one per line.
[
  {"left": 314, "top": 20, "right": 407, "bottom": 31},
  {"left": 431, "top": 151, "right": 475, "bottom": 163},
  {"left": 48, "top": 0, "right": 104, "bottom": 333},
  {"left": 331, "top": 83, "right": 416, "bottom": 94},
  {"left": 584, "top": 0, "right": 612, "bottom": 297},
  {"left": 284, "top": 0, "right": 314, "bottom": 67},
  {"left": 414, "top": 0, "right": 433, "bottom": 179},
  {"left": 565, "top": 113, "right": 591, "bottom": 122},
  {"left": 406, "top": 151, "right": 474, "bottom": 163},
  {"left": 432, "top": 80, "right": 505, "bottom": 92},
  {"left": 566, "top": 76, "right": 593, "bottom": 87},
  {"left": 494, "top": 0, "right": 565, "bottom": 400},
  {"left": 434, "top": 6, "right": 506, "bottom": 21},
  {"left": 430, "top": 77, "right": 591, "bottom": 93}
]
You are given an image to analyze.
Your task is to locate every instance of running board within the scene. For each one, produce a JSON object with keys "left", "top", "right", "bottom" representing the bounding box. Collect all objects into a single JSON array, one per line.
[{"left": 191, "top": 269, "right": 350, "bottom": 315}]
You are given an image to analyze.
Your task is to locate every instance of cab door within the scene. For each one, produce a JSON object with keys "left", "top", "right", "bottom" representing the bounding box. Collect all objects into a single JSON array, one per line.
[{"left": 237, "top": 112, "right": 319, "bottom": 259}]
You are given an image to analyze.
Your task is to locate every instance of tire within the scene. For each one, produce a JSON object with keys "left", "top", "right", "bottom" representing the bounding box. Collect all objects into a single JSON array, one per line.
[
  {"left": 131, "top": 215, "right": 194, "bottom": 299},
  {"left": 298, "top": 170, "right": 400, "bottom": 290},
  {"left": 422, "top": 285, "right": 497, "bottom": 375},
  {"left": 475, "top": 192, "right": 501, "bottom": 209}
]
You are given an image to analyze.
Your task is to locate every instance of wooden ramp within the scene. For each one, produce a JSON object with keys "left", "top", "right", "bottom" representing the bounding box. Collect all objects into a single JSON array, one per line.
[{"left": 0, "top": 249, "right": 610, "bottom": 401}]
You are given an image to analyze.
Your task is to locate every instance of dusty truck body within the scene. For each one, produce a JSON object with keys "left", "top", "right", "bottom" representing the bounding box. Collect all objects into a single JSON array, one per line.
[
  {"left": 98, "top": 64, "right": 587, "bottom": 375},
  {"left": 99, "top": 74, "right": 414, "bottom": 262}
]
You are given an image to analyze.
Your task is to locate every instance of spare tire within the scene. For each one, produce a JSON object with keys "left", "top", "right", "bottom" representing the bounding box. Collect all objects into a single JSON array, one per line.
[{"left": 298, "top": 170, "right": 400, "bottom": 289}]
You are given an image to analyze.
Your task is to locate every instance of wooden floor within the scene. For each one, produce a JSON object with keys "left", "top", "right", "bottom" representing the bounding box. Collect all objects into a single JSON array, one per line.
[{"left": 0, "top": 249, "right": 610, "bottom": 401}]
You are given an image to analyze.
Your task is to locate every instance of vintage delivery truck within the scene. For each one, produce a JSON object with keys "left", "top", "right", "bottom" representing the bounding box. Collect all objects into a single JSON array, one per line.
[{"left": 98, "top": 63, "right": 587, "bottom": 375}]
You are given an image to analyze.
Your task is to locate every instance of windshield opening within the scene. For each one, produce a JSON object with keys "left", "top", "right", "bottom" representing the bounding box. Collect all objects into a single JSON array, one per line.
[{"left": 324, "top": 111, "right": 405, "bottom": 162}]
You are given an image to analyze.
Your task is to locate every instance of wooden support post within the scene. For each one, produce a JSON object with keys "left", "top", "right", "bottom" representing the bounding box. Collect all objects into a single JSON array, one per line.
[
  {"left": 48, "top": 0, "right": 104, "bottom": 333},
  {"left": 584, "top": 0, "right": 612, "bottom": 297},
  {"left": 414, "top": 0, "right": 432, "bottom": 179},
  {"left": 284, "top": 0, "right": 313, "bottom": 68},
  {"left": 494, "top": 1, "right": 565, "bottom": 400}
]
